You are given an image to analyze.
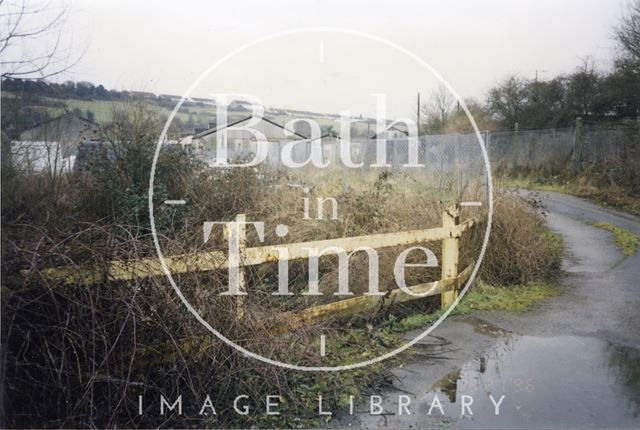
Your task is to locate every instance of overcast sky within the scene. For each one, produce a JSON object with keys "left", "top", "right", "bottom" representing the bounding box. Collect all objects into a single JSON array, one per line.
[{"left": 25, "top": 0, "right": 630, "bottom": 117}]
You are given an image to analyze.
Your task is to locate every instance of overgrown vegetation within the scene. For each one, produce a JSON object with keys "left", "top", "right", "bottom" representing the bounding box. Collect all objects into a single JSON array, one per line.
[
  {"left": 1, "top": 96, "right": 565, "bottom": 427},
  {"left": 501, "top": 172, "right": 640, "bottom": 217},
  {"left": 474, "top": 192, "right": 563, "bottom": 286},
  {"left": 383, "top": 193, "right": 564, "bottom": 335}
]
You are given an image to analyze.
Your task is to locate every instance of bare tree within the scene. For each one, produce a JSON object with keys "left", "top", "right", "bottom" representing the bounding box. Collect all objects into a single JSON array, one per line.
[
  {"left": 615, "top": 0, "right": 640, "bottom": 71},
  {"left": 616, "top": 0, "right": 640, "bottom": 59},
  {"left": 420, "top": 84, "right": 455, "bottom": 133},
  {"left": 0, "top": 0, "right": 83, "bottom": 79},
  {"left": 442, "top": 97, "right": 496, "bottom": 133},
  {"left": 487, "top": 75, "right": 528, "bottom": 129}
]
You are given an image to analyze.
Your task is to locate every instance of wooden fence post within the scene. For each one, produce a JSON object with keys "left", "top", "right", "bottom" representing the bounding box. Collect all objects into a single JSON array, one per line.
[
  {"left": 441, "top": 204, "right": 460, "bottom": 309},
  {"left": 226, "top": 213, "right": 247, "bottom": 319}
]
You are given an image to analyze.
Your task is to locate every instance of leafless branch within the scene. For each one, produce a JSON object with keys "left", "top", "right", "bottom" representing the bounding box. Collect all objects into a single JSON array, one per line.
[
  {"left": 0, "top": 0, "right": 84, "bottom": 79},
  {"left": 615, "top": 0, "right": 640, "bottom": 64}
]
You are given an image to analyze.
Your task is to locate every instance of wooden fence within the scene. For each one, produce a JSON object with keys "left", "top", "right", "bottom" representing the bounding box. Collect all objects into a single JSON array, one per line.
[{"left": 41, "top": 204, "right": 479, "bottom": 330}]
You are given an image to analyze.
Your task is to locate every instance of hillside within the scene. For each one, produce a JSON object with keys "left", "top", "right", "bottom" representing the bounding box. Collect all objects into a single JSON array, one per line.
[{"left": 1, "top": 79, "right": 374, "bottom": 139}]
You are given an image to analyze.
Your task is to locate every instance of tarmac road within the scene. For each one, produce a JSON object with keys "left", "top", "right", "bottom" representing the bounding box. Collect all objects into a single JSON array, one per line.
[{"left": 335, "top": 191, "right": 640, "bottom": 429}]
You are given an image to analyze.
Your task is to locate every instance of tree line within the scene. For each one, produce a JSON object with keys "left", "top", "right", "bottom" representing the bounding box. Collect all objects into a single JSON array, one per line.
[
  {"left": 1, "top": 78, "right": 154, "bottom": 102},
  {"left": 420, "top": 0, "right": 640, "bottom": 134}
]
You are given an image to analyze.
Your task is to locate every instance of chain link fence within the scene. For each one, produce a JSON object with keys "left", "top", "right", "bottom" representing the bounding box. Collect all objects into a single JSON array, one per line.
[
  {"left": 221, "top": 120, "right": 637, "bottom": 173},
  {"left": 264, "top": 120, "right": 636, "bottom": 193}
]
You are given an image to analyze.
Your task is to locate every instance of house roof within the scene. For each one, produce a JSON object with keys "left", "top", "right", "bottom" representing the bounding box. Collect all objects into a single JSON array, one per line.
[
  {"left": 18, "top": 111, "right": 99, "bottom": 134},
  {"left": 369, "top": 124, "right": 410, "bottom": 140},
  {"left": 193, "top": 115, "right": 309, "bottom": 140}
]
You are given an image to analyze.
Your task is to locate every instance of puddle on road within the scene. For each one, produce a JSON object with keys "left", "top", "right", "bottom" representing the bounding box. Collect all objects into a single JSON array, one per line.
[{"left": 431, "top": 335, "right": 640, "bottom": 428}]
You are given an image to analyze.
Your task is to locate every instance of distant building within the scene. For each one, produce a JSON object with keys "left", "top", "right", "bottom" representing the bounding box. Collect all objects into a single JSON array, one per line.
[
  {"left": 369, "top": 123, "right": 410, "bottom": 140},
  {"left": 158, "top": 94, "right": 183, "bottom": 101},
  {"left": 127, "top": 91, "right": 156, "bottom": 99},
  {"left": 12, "top": 112, "right": 100, "bottom": 173},
  {"left": 191, "top": 116, "right": 309, "bottom": 165}
]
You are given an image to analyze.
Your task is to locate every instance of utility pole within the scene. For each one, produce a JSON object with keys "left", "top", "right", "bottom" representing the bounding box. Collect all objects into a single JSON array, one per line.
[
  {"left": 417, "top": 92, "right": 421, "bottom": 134},
  {"left": 535, "top": 69, "right": 547, "bottom": 82}
]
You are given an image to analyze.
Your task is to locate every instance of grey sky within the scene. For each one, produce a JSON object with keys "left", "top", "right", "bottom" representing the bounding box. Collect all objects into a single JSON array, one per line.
[{"left": 40, "top": 0, "right": 628, "bottom": 117}]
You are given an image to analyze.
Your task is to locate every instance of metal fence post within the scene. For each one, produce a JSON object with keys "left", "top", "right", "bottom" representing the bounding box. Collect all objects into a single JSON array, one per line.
[
  {"left": 573, "top": 117, "right": 583, "bottom": 168},
  {"left": 441, "top": 204, "right": 460, "bottom": 309},
  {"left": 484, "top": 130, "right": 491, "bottom": 199},
  {"left": 484, "top": 130, "right": 491, "bottom": 161}
]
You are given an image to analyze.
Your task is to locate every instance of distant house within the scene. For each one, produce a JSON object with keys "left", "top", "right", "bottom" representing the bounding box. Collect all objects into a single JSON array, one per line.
[
  {"left": 191, "top": 116, "right": 309, "bottom": 165},
  {"left": 127, "top": 91, "right": 156, "bottom": 99},
  {"left": 12, "top": 112, "right": 100, "bottom": 173},
  {"left": 369, "top": 123, "right": 410, "bottom": 140}
]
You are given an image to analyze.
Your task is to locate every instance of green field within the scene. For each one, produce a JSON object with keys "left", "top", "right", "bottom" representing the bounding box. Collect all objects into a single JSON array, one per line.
[{"left": 3, "top": 91, "right": 373, "bottom": 136}]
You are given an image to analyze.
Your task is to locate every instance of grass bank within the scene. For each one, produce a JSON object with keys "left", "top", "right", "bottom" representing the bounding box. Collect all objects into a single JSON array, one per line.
[
  {"left": 591, "top": 222, "right": 640, "bottom": 256},
  {"left": 502, "top": 176, "right": 640, "bottom": 217},
  {"left": 384, "top": 282, "right": 560, "bottom": 334}
]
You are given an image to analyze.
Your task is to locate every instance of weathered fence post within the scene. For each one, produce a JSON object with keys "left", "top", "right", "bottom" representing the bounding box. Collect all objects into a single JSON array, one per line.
[
  {"left": 227, "top": 213, "right": 247, "bottom": 319},
  {"left": 573, "top": 117, "right": 584, "bottom": 168},
  {"left": 441, "top": 204, "right": 460, "bottom": 309}
]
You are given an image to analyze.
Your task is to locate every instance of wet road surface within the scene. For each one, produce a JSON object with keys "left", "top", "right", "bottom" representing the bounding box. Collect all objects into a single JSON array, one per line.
[{"left": 336, "top": 191, "right": 640, "bottom": 429}]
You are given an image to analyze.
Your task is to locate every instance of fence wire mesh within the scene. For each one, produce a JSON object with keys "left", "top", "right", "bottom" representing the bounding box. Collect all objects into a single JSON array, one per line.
[{"left": 192, "top": 121, "right": 638, "bottom": 202}]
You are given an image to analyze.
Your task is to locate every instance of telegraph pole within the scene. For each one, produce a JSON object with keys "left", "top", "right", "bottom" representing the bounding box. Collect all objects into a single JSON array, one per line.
[{"left": 417, "top": 92, "right": 421, "bottom": 134}]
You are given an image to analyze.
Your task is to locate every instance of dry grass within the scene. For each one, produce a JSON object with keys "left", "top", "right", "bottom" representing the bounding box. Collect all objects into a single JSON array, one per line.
[
  {"left": 0, "top": 163, "right": 487, "bottom": 427},
  {"left": 473, "top": 191, "right": 562, "bottom": 286},
  {"left": 1, "top": 168, "right": 561, "bottom": 428},
  {"left": 496, "top": 160, "right": 640, "bottom": 217}
]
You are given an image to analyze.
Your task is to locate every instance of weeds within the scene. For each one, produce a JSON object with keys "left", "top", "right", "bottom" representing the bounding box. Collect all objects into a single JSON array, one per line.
[
  {"left": 456, "top": 281, "right": 560, "bottom": 313},
  {"left": 475, "top": 192, "right": 563, "bottom": 286},
  {"left": 384, "top": 281, "right": 560, "bottom": 334},
  {"left": 497, "top": 171, "right": 640, "bottom": 217}
]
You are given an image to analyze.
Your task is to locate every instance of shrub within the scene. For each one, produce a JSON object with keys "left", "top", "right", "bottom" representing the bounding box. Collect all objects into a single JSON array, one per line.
[{"left": 479, "top": 192, "right": 562, "bottom": 286}]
